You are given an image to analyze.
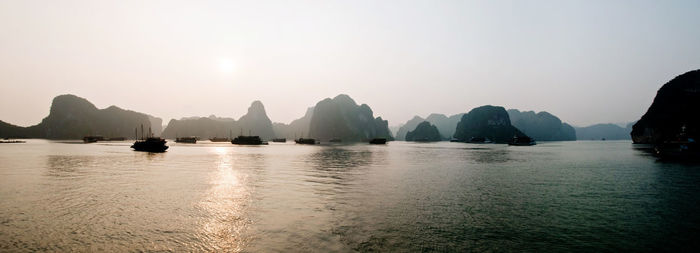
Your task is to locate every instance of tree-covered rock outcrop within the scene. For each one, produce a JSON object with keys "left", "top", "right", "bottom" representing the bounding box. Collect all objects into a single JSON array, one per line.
[
  {"left": 308, "top": 94, "right": 393, "bottom": 141},
  {"left": 161, "top": 115, "right": 235, "bottom": 139},
  {"left": 507, "top": 109, "right": 576, "bottom": 141},
  {"left": 0, "top": 94, "right": 160, "bottom": 139},
  {"left": 631, "top": 69, "right": 700, "bottom": 143},
  {"left": 396, "top": 113, "right": 463, "bottom": 140},
  {"left": 162, "top": 101, "right": 276, "bottom": 140},
  {"left": 453, "top": 105, "right": 527, "bottom": 143},
  {"left": 405, "top": 121, "right": 442, "bottom": 141}
]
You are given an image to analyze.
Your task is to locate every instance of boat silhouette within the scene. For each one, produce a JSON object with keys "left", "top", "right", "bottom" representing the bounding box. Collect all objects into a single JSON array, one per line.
[
  {"left": 508, "top": 136, "right": 536, "bottom": 146},
  {"left": 131, "top": 125, "right": 168, "bottom": 152},
  {"left": 175, "top": 136, "right": 197, "bottom": 143},
  {"left": 295, "top": 138, "right": 318, "bottom": 144},
  {"left": 232, "top": 135, "right": 268, "bottom": 145},
  {"left": 369, "top": 138, "right": 387, "bottom": 144}
]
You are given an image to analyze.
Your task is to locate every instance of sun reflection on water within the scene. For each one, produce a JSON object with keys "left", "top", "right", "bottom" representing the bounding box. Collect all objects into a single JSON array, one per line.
[{"left": 198, "top": 147, "right": 252, "bottom": 252}]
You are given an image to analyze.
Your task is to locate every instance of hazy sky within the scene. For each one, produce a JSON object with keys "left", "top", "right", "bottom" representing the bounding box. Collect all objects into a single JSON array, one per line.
[{"left": 1, "top": 0, "right": 699, "bottom": 127}]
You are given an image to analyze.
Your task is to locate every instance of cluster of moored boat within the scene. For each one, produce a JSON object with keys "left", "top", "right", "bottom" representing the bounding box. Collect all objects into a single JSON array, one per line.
[
  {"left": 126, "top": 136, "right": 389, "bottom": 152},
  {"left": 448, "top": 136, "right": 537, "bottom": 146},
  {"left": 117, "top": 125, "right": 389, "bottom": 152}
]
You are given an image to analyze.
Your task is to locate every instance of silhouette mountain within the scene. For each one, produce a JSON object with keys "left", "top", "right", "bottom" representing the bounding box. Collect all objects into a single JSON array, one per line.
[
  {"left": 0, "top": 94, "right": 161, "bottom": 139},
  {"left": 272, "top": 106, "right": 314, "bottom": 139},
  {"left": 453, "top": 105, "right": 527, "bottom": 143},
  {"left": 161, "top": 116, "right": 235, "bottom": 139},
  {"left": 162, "top": 101, "right": 276, "bottom": 140},
  {"left": 395, "top": 113, "right": 463, "bottom": 141},
  {"left": 236, "top": 101, "right": 275, "bottom": 139},
  {"left": 632, "top": 69, "right": 700, "bottom": 143},
  {"left": 507, "top": 109, "right": 576, "bottom": 141},
  {"left": 575, "top": 123, "right": 633, "bottom": 140},
  {"left": 307, "top": 94, "right": 393, "bottom": 141},
  {"left": 396, "top": 116, "right": 425, "bottom": 141},
  {"left": 405, "top": 121, "right": 442, "bottom": 141}
]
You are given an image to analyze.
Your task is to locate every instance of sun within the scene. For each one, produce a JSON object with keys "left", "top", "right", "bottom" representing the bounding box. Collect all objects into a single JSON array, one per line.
[{"left": 218, "top": 58, "right": 235, "bottom": 74}]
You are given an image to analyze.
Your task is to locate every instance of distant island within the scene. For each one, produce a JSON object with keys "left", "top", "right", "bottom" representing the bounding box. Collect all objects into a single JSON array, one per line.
[
  {"left": 306, "top": 94, "right": 393, "bottom": 142},
  {"left": 7, "top": 68, "right": 698, "bottom": 145},
  {"left": 395, "top": 113, "right": 463, "bottom": 141},
  {"left": 405, "top": 121, "right": 442, "bottom": 142},
  {"left": 161, "top": 101, "right": 276, "bottom": 140},
  {"left": 0, "top": 94, "right": 161, "bottom": 139},
  {"left": 453, "top": 105, "right": 529, "bottom": 143},
  {"left": 396, "top": 109, "right": 575, "bottom": 142},
  {"left": 575, "top": 123, "right": 634, "bottom": 140},
  {"left": 507, "top": 109, "right": 576, "bottom": 141}
]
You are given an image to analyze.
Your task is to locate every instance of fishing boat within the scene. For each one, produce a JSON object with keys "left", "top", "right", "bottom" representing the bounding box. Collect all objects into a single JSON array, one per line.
[
  {"left": 83, "top": 136, "right": 105, "bottom": 143},
  {"left": 508, "top": 136, "right": 536, "bottom": 146},
  {"left": 0, "top": 139, "right": 25, "bottom": 144},
  {"left": 175, "top": 136, "right": 197, "bottom": 144},
  {"left": 232, "top": 135, "right": 268, "bottom": 145},
  {"left": 369, "top": 138, "right": 387, "bottom": 144},
  {"left": 131, "top": 125, "right": 168, "bottom": 152},
  {"left": 210, "top": 130, "right": 232, "bottom": 142},
  {"left": 132, "top": 137, "right": 169, "bottom": 152},
  {"left": 467, "top": 137, "right": 492, "bottom": 143},
  {"left": 295, "top": 138, "right": 318, "bottom": 144},
  {"left": 653, "top": 127, "right": 698, "bottom": 161}
]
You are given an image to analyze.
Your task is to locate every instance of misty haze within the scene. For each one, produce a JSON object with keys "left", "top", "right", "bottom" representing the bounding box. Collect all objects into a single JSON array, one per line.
[{"left": 1, "top": 1, "right": 700, "bottom": 252}]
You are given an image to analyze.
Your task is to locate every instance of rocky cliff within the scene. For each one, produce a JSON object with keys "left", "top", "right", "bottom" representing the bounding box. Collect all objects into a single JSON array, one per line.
[
  {"left": 507, "top": 109, "right": 576, "bottom": 141},
  {"left": 161, "top": 116, "right": 235, "bottom": 139},
  {"left": 0, "top": 94, "right": 160, "bottom": 139},
  {"left": 308, "top": 94, "right": 393, "bottom": 141},
  {"left": 453, "top": 105, "right": 527, "bottom": 143},
  {"left": 396, "top": 113, "right": 463, "bottom": 141},
  {"left": 405, "top": 121, "right": 442, "bottom": 141},
  {"left": 236, "top": 101, "right": 275, "bottom": 140},
  {"left": 272, "top": 107, "right": 314, "bottom": 139},
  {"left": 631, "top": 69, "right": 700, "bottom": 143}
]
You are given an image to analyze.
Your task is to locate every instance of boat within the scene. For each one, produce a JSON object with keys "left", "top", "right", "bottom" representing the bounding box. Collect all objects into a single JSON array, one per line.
[
  {"left": 508, "top": 136, "right": 536, "bottom": 146},
  {"left": 654, "top": 140, "right": 699, "bottom": 160},
  {"left": 329, "top": 138, "right": 342, "bottom": 143},
  {"left": 132, "top": 137, "right": 169, "bottom": 152},
  {"left": 295, "top": 138, "right": 318, "bottom": 144},
  {"left": 131, "top": 125, "right": 168, "bottom": 152},
  {"left": 0, "top": 139, "right": 25, "bottom": 144},
  {"left": 83, "top": 136, "right": 105, "bottom": 143},
  {"left": 449, "top": 138, "right": 461, "bottom": 142},
  {"left": 653, "top": 128, "right": 698, "bottom": 161},
  {"left": 467, "top": 137, "right": 489, "bottom": 143},
  {"left": 369, "top": 138, "right": 387, "bottom": 144},
  {"left": 175, "top": 136, "right": 197, "bottom": 144},
  {"left": 271, "top": 138, "right": 286, "bottom": 143},
  {"left": 232, "top": 135, "right": 268, "bottom": 145},
  {"left": 209, "top": 137, "right": 230, "bottom": 142}
]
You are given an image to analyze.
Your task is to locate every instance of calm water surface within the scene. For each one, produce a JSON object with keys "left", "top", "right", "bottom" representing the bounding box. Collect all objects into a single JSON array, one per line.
[{"left": 1, "top": 140, "right": 699, "bottom": 251}]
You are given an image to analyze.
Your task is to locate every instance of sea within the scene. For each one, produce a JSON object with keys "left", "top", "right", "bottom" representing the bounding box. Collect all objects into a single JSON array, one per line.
[{"left": 1, "top": 140, "right": 699, "bottom": 252}]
